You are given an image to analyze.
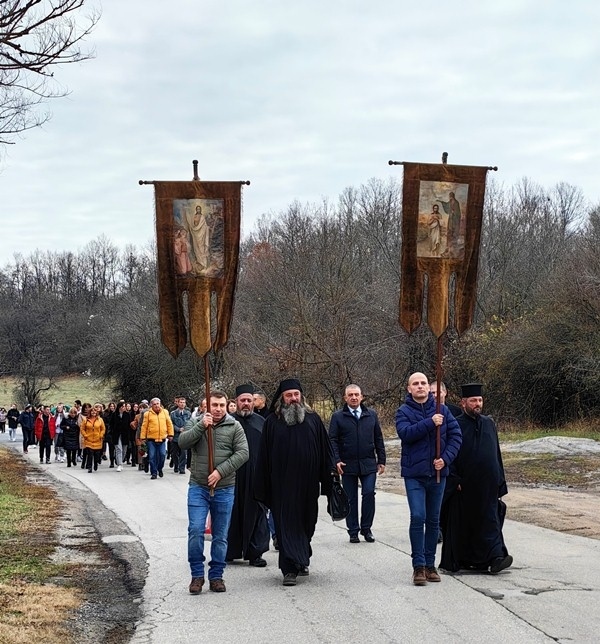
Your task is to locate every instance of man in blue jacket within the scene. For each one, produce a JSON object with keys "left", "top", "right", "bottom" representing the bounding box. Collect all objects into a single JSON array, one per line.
[
  {"left": 329, "top": 384, "right": 386, "bottom": 543},
  {"left": 396, "top": 372, "right": 462, "bottom": 586}
]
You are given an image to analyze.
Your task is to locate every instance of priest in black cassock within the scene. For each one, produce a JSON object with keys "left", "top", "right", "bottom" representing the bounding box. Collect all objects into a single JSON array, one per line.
[
  {"left": 439, "top": 383, "right": 513, "bottom": 574},
  {"left": 254, "top": 378, "right": 334, "bottom": 587},
  {"left": 226, "top": 384, "right": 270, "bottom": 567}
]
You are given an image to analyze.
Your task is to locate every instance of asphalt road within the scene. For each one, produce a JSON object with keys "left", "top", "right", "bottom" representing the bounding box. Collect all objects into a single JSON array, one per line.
[{"left": 7, "top": 435, "right": 600, "bottom": 644}]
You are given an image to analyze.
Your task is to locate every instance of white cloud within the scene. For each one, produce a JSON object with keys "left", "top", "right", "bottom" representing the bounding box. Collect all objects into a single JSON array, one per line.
[{"left": 1, "top": 0, "right": 599, "bottom": 265}]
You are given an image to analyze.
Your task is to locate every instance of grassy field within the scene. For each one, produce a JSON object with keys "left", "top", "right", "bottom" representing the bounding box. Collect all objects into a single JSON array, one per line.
[{"left": 0, "top": 375, "right": 115, "bottom": 408}]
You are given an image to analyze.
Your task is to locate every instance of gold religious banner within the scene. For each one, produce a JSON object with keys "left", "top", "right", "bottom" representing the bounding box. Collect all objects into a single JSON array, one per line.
[
  {"left": 393, "top": 159, "right": 495, "bottom": 338},
  {"left": 141, "top": 173, "right": 249, "bottom": 357}
]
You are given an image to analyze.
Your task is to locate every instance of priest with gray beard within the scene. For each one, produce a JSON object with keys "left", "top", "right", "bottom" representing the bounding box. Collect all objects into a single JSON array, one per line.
[{"left": 254, "top": 378, "right": 334, "bottom": 587}]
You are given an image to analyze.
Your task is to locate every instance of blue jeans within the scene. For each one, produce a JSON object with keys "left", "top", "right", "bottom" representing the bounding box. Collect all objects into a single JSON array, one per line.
[
  {"left": 146, "top": 439, "right": 166, "bottom": 476},
  {"left": 342, "top": 472, "right": 377, "bottom": 537},
  {"left": 404, "top": 476, "right": 446, "bottom": 568},
  {"left": 188, "top": 482, "right": 235, "bottom": 580}
]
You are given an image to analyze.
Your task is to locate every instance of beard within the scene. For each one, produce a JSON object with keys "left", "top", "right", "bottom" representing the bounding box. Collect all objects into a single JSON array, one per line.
[
  {"left": 237, "top": 409, "right": 252, "bottom": 417},
  {"left": 281, "top": 402, "right": 306, "bottom": 426}
]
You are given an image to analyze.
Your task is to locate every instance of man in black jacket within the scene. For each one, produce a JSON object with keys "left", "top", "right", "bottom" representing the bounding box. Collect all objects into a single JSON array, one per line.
[{"left": 329, "top": 384, "right": 386, "bottom": 543}]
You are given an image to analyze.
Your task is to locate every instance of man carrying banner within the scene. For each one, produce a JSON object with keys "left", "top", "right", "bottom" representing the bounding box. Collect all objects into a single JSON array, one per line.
[
  {"left": 396, "top": 372, "right": 462, "bottom": 586},
  {"left": 440, "top": 383, "right": 513, "bottom": 574},
  {"left": 255, "top": 379, "right": 334, "bottom": 587},
  {"left": 179, "top": 390, "right": 249, "bottom": 594}
]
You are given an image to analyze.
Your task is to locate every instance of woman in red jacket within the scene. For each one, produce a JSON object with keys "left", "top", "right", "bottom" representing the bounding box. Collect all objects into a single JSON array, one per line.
[{"left": 34, "top": 406, "right": 56, "bottom": 465}]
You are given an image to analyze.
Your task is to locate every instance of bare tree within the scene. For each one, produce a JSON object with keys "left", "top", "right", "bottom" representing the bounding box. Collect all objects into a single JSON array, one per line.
[{"left": 0, "top": 0, "right": 99, "bottom": 145}]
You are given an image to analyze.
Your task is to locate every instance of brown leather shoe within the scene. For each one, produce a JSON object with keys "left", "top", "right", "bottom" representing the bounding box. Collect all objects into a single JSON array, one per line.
[
  {"left": 189, "top": 577, "right": 204, "bottom": 595},
  {"left": 209, "top": 579, "right": 226, "bottom": 592},
  {"left": 412, "top": 567, "right": 427, "bottom": 586},
  {"left": 425, "top": 566, "right": 441, "bottom": 582}
]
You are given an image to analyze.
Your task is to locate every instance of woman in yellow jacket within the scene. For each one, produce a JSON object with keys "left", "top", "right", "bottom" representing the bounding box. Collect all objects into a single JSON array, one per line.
[{"left": 80, "top": 404, "right": 106, "bottom": 473}]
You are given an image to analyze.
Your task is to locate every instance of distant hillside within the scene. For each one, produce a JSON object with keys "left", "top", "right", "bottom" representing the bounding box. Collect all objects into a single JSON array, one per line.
[{"left": 0, "top": 375, "right": 115, "bottom": 407}]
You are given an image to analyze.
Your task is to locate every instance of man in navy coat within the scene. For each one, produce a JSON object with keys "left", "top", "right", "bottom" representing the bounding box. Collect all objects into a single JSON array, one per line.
[{"left": 329, "top": 384, "right": 386, "bottom": 543}]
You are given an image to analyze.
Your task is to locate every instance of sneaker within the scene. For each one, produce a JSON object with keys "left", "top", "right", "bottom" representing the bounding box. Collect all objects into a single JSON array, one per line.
[
  {"left": 349, "top": 535, "right": 360, "bottom": 543},
  {"left": 116, "top": 466, "right": 122, "bottom": 472},
  {"left": 282, "top": 573, "right": 297, "bottom": 586},
  {"left": 412, "top": 567, "right": 427, "bottom": 586},
  {"left": 298, "top": 566, "right": 309, "bottom": 576},
  {"left": 151, "top": 474, "right": 157, "bottom": 480},
  {"left": 425, "top": 566, "right": 441, "bottom": 582},
  {"left": 209, "top": 579, "right": 226, "bottom": 592},
  {"left": 46, "top": 459, "right": 51, "bottom": 464},
  {"left": 489, "top": 555, "right": 513, "bottom": 574},
  {"left": 249, "top": 557, "right": 267, "bottom": 567},
  {"left": 189, "top": 577, "right": 204, "bottom": 594}
]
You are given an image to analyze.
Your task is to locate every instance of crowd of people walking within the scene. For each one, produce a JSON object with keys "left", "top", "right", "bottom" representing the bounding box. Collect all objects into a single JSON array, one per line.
[{"left": 3, "top": 374, "right": 512, "bottom": 594}]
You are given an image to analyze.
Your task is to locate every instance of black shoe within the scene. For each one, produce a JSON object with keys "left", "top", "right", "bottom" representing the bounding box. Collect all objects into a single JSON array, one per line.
[
  {"left": 249, "top": 557, "right": 267, "bottom": 567},
  {"left": 88, "top": 469, "right": 93, "bottom": 473},
  {"left": 349, "top": 535, "right": 360, "bottom": 543},
  {"left": 102, "top": 455, "right": 107, "bottom": 460},
  {"left": 151, "top": 474, "right": 157, "bottom": 480},
  {"left": 282, "top": 573, "right": 297, "bottom": 586},
  {"left": 362, "top": 531, "right": 375, "bottom": 543},
  {"left": 158, "top": 470, "right": 163, "bottom": 478},
  {"left": 298, "top": 566, "right": 309, "bottom": 576},
  {"left": 109, "top": 464, "right": 115, "bottom": 468},
  {"left": 489, "top": 555, "right": 513, "bottom": 574},
  {"left": 272, "top": 536, "right": 279, "bottom": 551}
]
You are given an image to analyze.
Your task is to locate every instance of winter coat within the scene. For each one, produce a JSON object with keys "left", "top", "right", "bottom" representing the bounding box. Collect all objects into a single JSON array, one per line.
[
  {"left": 170, "top": 407, "right": 192, "bottom": 443},
  {"left": 7, "top": 408, "right": 20, "bottom": 428},
  {"left": 395, "top": 393, "right": 462, "bottom": 479},
  {"left": 140, "top": 407, "right": 174, "bottom": 442},
  {"left": 34, "top": 414, "right": 56, "bottom": 442},
  {"left": 329, "top": 404, "right": 386, "bottom": 475},
  {"left": 18, "top": 410, "right": 34, "bottom": 430},
  {"left": 179, "top": 413, "right": 249, "bottom": 489},
  {"left": 111, "top": 410, "right": 132, "bottom": 446},
  {"left": 80, "top": 416, "right": 106, "bottom": 450},
  {"left": 60, "top": 416, "right": 81, "bottom": 451}
]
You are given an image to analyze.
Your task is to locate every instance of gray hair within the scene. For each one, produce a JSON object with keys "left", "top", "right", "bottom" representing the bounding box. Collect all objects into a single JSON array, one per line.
[{"left": 150, "top": 397, "right": 161, "bottom": 405}]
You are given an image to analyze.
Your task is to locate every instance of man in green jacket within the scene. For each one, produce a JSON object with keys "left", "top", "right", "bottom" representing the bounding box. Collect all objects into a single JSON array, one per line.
[{"left": 179, "top": 389, "right": 249, "bottom": 595}]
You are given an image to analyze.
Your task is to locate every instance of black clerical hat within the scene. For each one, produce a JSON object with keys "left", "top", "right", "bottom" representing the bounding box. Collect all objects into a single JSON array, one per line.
[
  {"left": 269, "top": 378, "right": 303, "bottom": 412},
  {"left": 235, "top": 383, "right": 254, "bottom": 397},
  {"left": 461, "top": 383, "right": 483, "bottom": 398}
]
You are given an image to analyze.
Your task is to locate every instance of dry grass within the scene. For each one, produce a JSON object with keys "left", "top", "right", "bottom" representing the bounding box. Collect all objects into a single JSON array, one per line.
[
  {"left": 0, "top": 451, "right": 80, "bottom": 644},
  {"left": 0, "top": 582, "right": 79, "bottom": 644}
]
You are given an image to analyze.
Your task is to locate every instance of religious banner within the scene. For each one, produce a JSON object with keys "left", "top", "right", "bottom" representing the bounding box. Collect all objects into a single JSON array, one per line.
[
  {"left": 152, "top": 180, "right": 245, "bottom": 357},
  {"left": 399, "top": 162, "right": 491, "bottom": 338}
]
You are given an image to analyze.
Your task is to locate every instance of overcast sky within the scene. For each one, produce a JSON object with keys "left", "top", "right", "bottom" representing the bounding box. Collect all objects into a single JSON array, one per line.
[{"left": 1, "top": 1, "right": 599, "bottom": 266}]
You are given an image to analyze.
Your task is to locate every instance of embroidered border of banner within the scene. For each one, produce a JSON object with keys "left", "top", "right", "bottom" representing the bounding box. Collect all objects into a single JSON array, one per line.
[
  {"left": 154, "top": 181, "right": 242, "bottom": 357},
  {"left": 399, "top": 162, "right": 489, "bottom": 337}
]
